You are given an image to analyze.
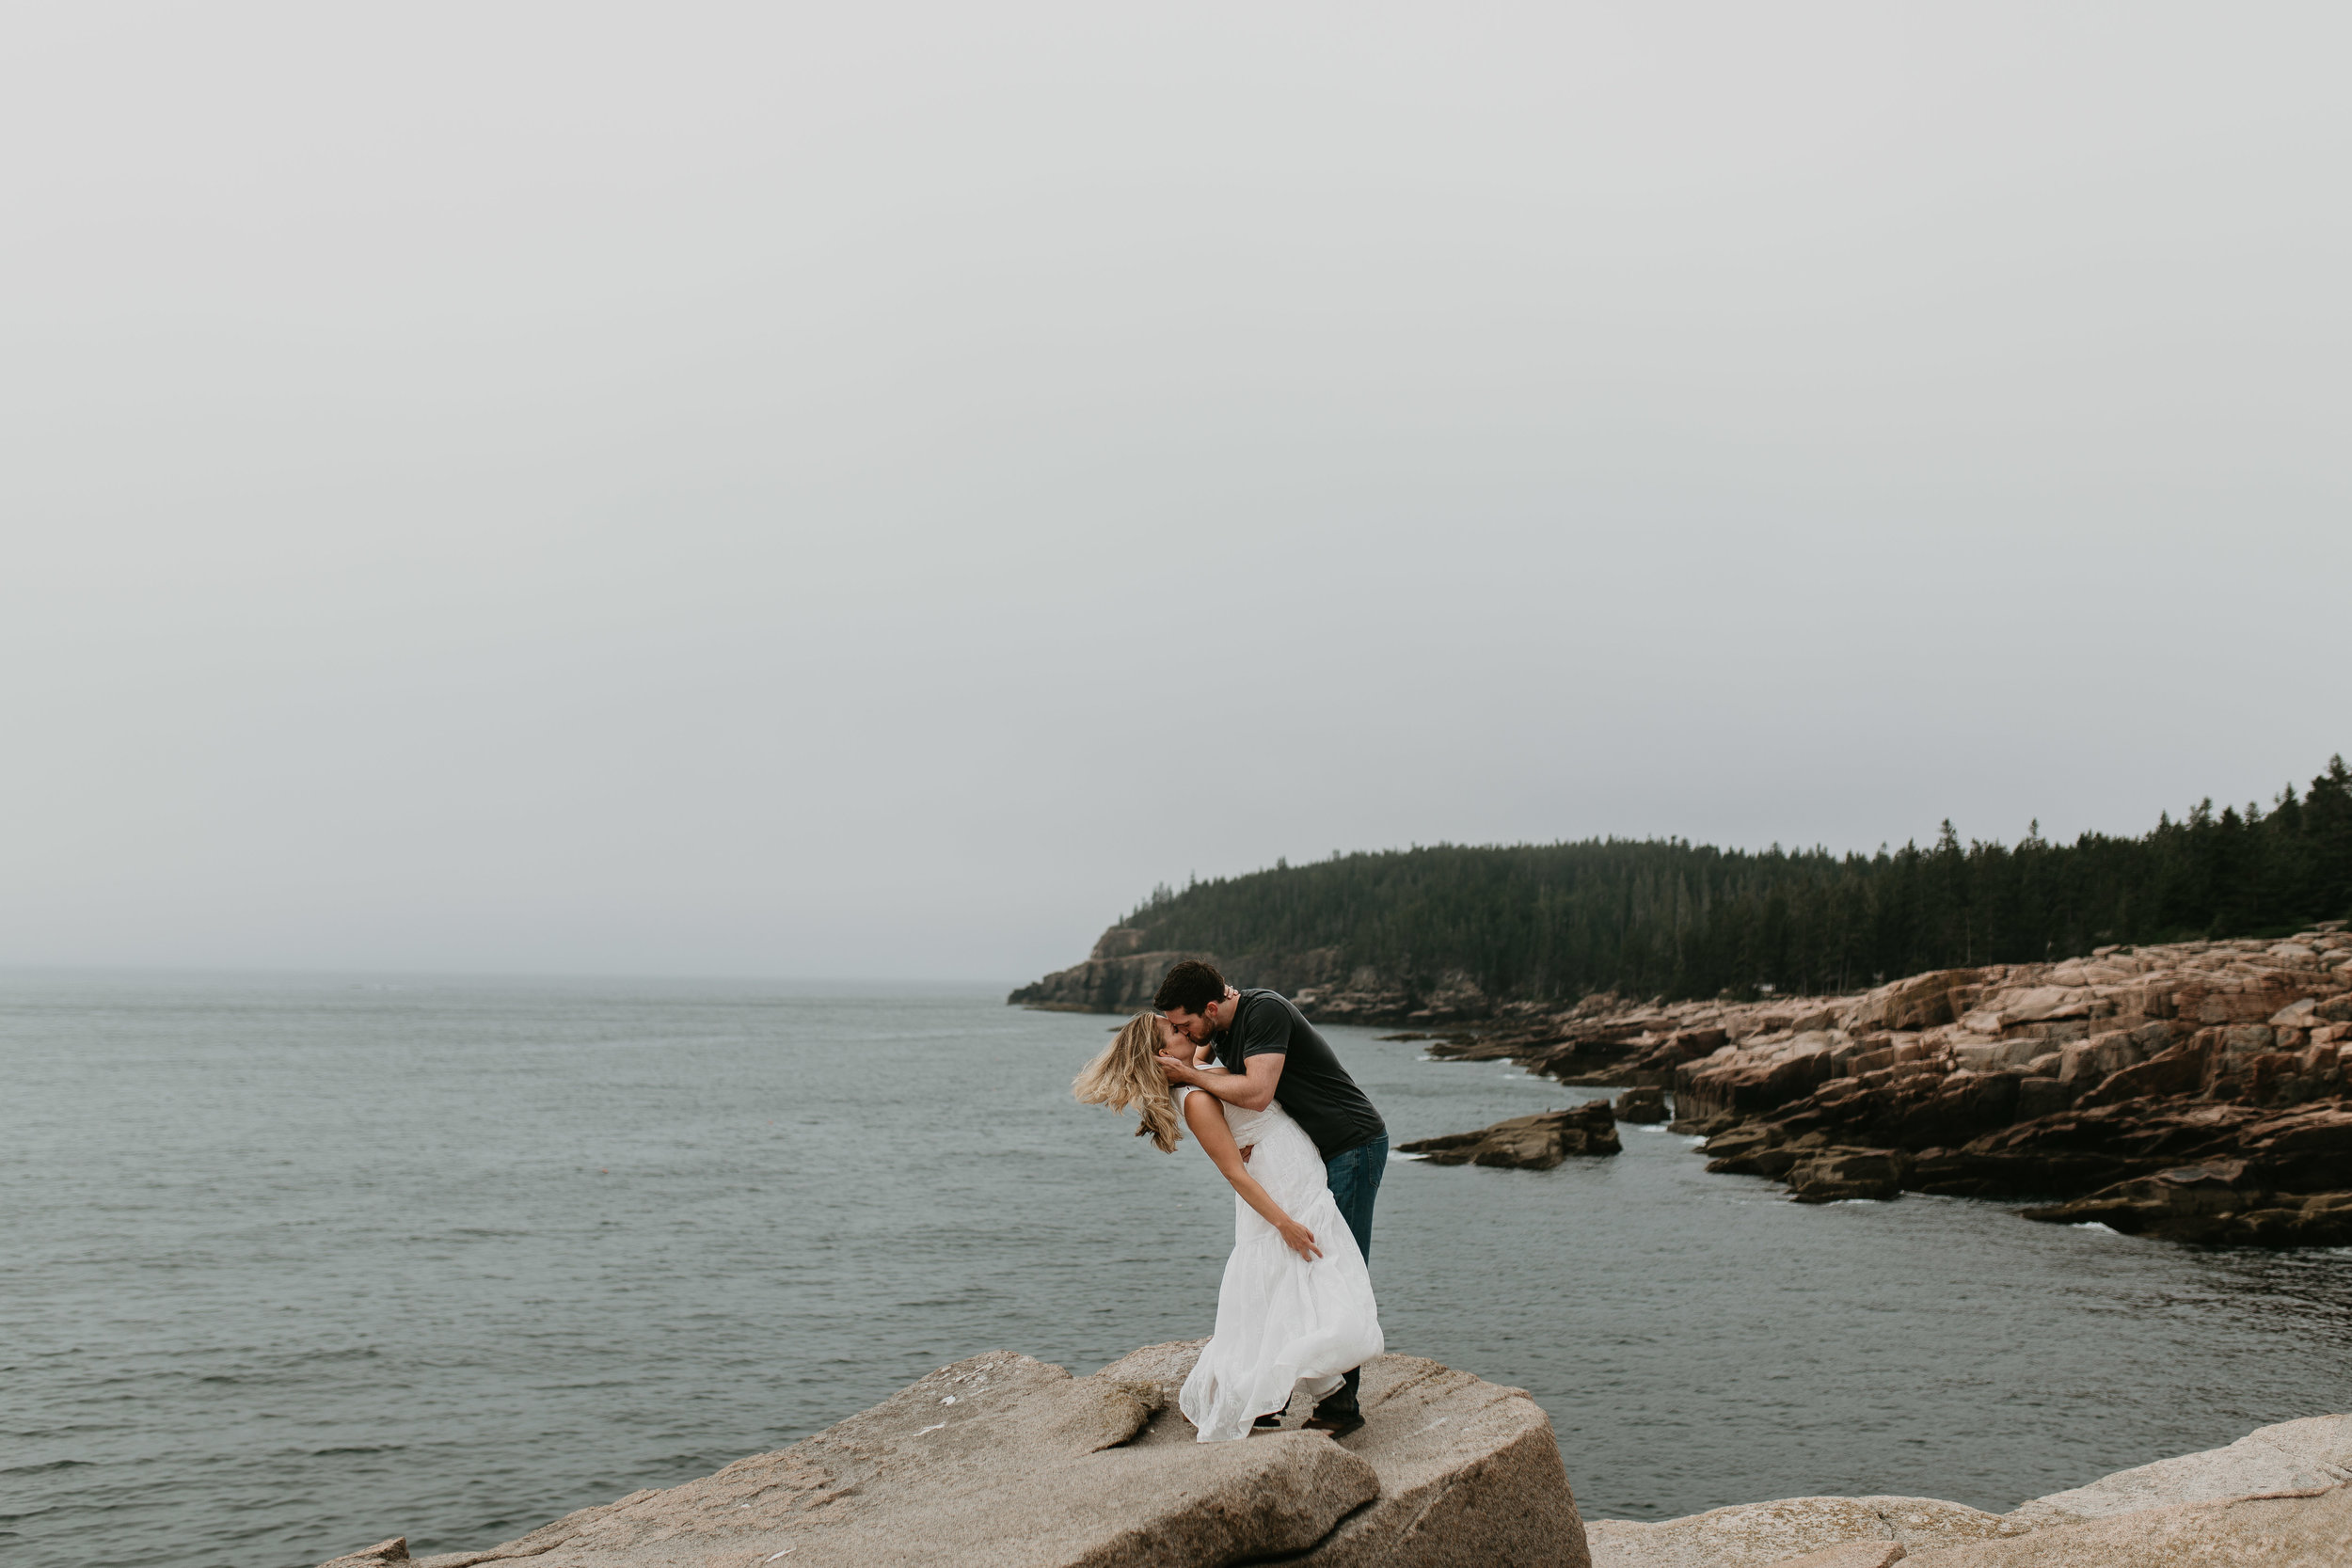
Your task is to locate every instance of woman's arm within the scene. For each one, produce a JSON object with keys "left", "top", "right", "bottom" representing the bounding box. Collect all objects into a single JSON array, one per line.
[{"left": 1182, "top": 1091, "right": 1323, "bottom": 1260}]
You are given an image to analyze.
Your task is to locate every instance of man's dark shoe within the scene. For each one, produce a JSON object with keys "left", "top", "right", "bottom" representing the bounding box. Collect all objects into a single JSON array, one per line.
[
  {"left": 1252, "top": 1412, "right": 1284, "bottom": 1430},
  {"left": 1303, "top": 1404, "right": 1364, "bottom": 1438}
]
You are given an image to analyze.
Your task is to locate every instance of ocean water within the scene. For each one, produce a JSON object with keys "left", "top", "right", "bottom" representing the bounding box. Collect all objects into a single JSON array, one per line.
[{"left": 6, "top": 974, "right": 2350, "bottom": 1568}]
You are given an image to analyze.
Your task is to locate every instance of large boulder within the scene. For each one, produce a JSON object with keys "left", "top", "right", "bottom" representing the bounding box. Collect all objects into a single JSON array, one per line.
[
  {"left": 1786, "top": 1148, "right": 1909, "bottom": 1204},
  {"left": 317, "top": 1343, "right": 1587, "bottom": 1568},
  {"left": 1099, "top": 1340, "right": 1590, "bottom": 1567},
  {"left": 1905, "top": 1483, "right": 2352, "bottom": 1566},
  {"left": 1398, "top": 1102, "right": 1622, "bottom": 1169},
  {"left": 1616, "top": 1086, "right": 1670, "bottom": 1124},
  {"left": 1583, "top": 1494, "right": 2017, "bottom": 1567},
  {"left": 2005, "top": 1414, "right": 2352, "bottom": 1529},
  {"left": 1583, "top": 1415, "right": 2352, "bottom": 1568},
  {"left": 1839, "top": 970, "right": 1986, "bottom": 1035},
  {"left": 1676, "top": 1037, "right": 1841, "bottom": 1124}
]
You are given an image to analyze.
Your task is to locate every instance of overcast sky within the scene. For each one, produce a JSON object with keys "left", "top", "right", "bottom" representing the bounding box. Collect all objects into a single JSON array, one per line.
[{"left": 4, "top": 4, "right": 2345, "bottom": 982}]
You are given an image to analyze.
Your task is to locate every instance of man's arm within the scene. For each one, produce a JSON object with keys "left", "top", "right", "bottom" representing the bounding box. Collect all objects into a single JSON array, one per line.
[
  {"left": 1156, "top": 993, "right": 1286, "bottom": 1110},
  {"left": 1160, "top": 1049, "right": 1284, "bottom": 1111}
]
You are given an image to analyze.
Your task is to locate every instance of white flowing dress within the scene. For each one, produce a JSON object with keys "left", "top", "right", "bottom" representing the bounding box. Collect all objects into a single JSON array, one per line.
[{"left": 1173, "top": 1083, "right": 1385, "bottom": 1442}]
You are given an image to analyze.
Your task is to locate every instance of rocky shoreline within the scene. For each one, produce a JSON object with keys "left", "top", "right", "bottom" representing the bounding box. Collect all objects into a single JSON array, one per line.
[
  {"left": 1014, "top": 921, "right": 2352, "bottom": 1247},
  {"left": 314, "top": 1346, "right": 2351, "bottom": 1568},
  {"left": 1412, "top": 927, "right": 2352, "bottom": 1245}
]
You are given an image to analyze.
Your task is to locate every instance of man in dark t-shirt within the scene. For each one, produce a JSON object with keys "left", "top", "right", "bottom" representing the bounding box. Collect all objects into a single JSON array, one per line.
[{"left": 1152, "top": 958, "right": 1388, "bottom": 1433}]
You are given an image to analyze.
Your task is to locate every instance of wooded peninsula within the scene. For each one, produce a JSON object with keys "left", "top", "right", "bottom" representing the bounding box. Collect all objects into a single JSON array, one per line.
[{"left": 1013, "top": 756, "right": 2352, "bottom": 1013}]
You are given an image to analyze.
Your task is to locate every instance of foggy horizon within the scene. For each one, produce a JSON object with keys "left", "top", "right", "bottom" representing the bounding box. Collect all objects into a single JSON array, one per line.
[{"left": 7, "top": 4, "right": 2346, "bottom": 983}]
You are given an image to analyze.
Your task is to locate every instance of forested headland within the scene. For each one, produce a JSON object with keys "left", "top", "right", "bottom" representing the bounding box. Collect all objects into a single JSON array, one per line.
[{"left": 1095, "top": 757, "right": 2352, "bottom": 1006}]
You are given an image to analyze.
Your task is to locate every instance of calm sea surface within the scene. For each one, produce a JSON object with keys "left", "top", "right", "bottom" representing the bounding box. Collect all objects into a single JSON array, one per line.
[{"left": 7, "top": 974, "right": 2351, "bottom": 1568}]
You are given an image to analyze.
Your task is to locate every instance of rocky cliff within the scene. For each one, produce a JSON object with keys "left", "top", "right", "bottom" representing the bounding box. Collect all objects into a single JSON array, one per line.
[
  {"left": 1422, "top": 924, "right": 2352, "bottom": 1245},
  {"left": 315, "top": 1341, "right": 1588, "bottom": 1568},
  {"left": 1008, "top": 925, "right": 1487, "bottom": 1022}
]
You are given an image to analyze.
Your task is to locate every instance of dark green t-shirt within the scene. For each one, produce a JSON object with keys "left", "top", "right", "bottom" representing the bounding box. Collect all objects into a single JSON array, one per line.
[{"left": 1214, "top": 989, "right": 1387, "bottom": 1162}]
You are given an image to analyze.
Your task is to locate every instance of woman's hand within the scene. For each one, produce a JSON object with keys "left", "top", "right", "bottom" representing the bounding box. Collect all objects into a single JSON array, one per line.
[{"left": 1276, "top": 1217, "right": 1323, "bottom": 1260}]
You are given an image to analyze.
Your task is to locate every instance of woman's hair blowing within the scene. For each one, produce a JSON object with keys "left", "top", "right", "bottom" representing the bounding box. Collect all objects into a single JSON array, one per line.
[{"left": 1073, "top": 1012, "right": 1184, "bottom": 1153}]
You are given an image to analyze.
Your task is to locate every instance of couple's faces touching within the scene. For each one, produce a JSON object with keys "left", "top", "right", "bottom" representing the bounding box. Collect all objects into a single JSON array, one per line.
[
  {"left": 1152, "top": 1010, "right": 1208, "bottom": 1085},
  {"left": 1163, "top": 999, "right": 1217, "bottom": 1045}
]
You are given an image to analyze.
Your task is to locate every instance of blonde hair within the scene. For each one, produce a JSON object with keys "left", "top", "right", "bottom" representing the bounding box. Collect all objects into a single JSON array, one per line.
[{"left": 1073, "top": 1012, "right": 1184, "bottom": 1153}]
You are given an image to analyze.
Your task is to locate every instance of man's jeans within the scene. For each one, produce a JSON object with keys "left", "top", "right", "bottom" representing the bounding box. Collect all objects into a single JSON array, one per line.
[
  {"left": 1325, "top": 1136, "right": 1387, "bottom": 1261},
  {"left": 1319, "top": 1135, "right": 1388, "bottom": 1416}
]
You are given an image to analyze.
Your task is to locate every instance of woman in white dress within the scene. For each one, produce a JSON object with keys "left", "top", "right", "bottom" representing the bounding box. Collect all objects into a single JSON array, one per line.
[{"left": 1074, "top": 1012, "right": 1384, "bottom": 1441}]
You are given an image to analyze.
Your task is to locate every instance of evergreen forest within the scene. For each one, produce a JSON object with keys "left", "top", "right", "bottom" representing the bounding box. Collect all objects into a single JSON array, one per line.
[{"left": 1120, "top": 756, "right": 2352, "bottom": 1004}]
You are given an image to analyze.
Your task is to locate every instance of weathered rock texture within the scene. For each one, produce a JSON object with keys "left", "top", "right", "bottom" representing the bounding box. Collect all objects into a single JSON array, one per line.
[
  {"left": 1615, "top": 1086, "right": 1669, "bottom": 1124},
  {"left": 2003, "top": 1415, "right": 2352, "bottom": 1530},
  {"left": 1422, "top": 927, "right": 2352, "bottom": 1246},
  {"left": 317, "top": 1342, "right": 1588, "bottom": 1568},
  {"left": 1584, "top": 1495, "right": 2020, "bottom": 1568},
  {"left": 1100, "top": 1339, "right": 1589, "bottom": 1567},
  {"left": 1397, "top": 1101, "right": 1623, "bottom": 1168},
  {"left": 1903, "top": 1485, "right": 2352, "bottom": 1567},
  {"left": 1584, "top": 1415, "right": 2352, "bottom": 1568}
]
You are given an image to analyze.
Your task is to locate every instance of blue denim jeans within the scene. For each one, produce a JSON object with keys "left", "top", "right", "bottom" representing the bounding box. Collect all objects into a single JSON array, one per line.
[
  {"left": 1318, "top": 1135, "right": 1387, "bottom": 1417},
  {"left": 1324, "top": 1135, "right": 1388, "bottom": 1263}
]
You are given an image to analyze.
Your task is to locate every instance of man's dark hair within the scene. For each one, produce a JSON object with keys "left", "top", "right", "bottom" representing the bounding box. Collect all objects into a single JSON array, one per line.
[{"left": 1154, "top": 959, "right": 1228, "bottom": 1015}]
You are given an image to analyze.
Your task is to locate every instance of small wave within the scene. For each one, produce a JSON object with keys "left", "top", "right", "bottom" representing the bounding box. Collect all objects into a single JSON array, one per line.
[{"left": 2073, "top": 1222, "right": 2121, "bottom": 1235}]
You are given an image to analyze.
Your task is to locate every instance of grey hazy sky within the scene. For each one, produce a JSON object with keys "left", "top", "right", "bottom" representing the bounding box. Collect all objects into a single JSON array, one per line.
[{"left": 4, "top": 4, "right": 2345, "bottom": 981}]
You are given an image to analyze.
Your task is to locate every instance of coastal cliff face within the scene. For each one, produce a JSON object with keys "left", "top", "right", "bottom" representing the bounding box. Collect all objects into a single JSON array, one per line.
[
  {"left": 1422, "top": 924, "right": 2352, "bottom": 1245},
  {"left": 1007, "top": 925, "right": 1486, "bottom": 1022}
]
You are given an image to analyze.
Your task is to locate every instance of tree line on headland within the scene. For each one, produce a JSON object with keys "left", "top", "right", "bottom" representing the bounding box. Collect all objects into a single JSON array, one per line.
[{"left": 1118, "top": 756, "right": 2352, "bottom": 1005}]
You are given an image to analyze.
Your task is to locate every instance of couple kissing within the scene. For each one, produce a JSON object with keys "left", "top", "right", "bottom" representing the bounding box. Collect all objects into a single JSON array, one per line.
[{"left": 1073, "top": 960, "right": 1389, "bottom": 1441}]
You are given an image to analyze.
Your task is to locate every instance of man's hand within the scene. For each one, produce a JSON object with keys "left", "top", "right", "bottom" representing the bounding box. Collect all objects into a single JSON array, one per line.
[
  {"left": 1154, "top": 1015, "right": 1205, "bottom": 1085},
  {"left": 1156, "top": 1050, "right": 1205, "bottom": 1085}
]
